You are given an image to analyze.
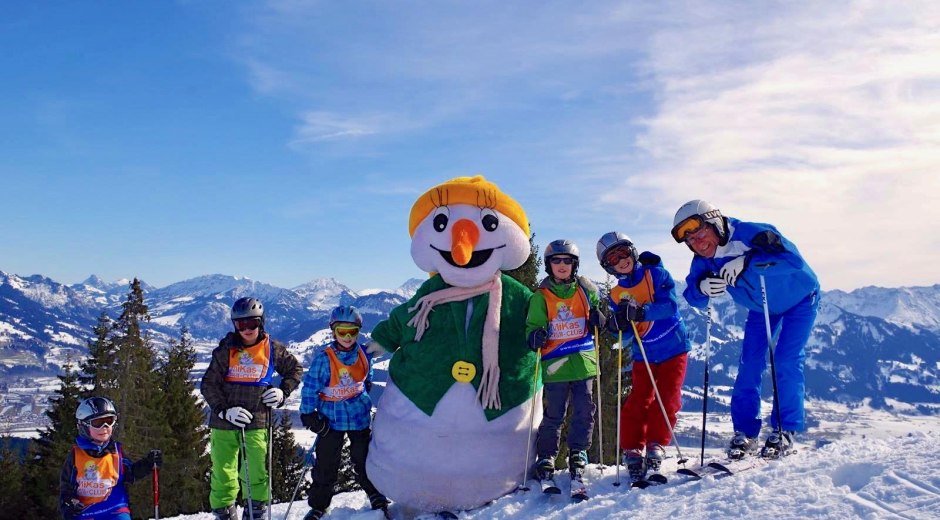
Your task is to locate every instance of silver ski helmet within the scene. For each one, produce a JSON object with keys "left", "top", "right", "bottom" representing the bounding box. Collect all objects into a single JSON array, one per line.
[
  {"left": 329, "top": 305, "right": 363, "bottom": 328},
  {"left": 671, "top": 199, "right": 727, "bottom": 244},
  {"left": 596, "top": 232, "right": 637, "bottom": 275},
  {"left": 76, "top": 396, "right": 118, "bottom": 439},
  {"left": 231, "top": 297, "right": 264, "bottom": 331},
  {"left": 543, "top": 239, "right": 580, "bottom": 278}
]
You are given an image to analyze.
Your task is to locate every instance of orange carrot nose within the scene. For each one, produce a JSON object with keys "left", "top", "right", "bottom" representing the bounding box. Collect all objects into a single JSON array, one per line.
[{"left": 451, "top": 219, "right": 480, "bottom": 266}]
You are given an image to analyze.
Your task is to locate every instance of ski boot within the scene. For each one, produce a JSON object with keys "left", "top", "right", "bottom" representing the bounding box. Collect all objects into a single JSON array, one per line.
[
  {"left": 535, "top": 457, "right": 560, "bottom": 494},
  {"left": 727, "top": 431, "right": 758, "bottom": 460},
  {"left": 645, "top": 443, "right": 666, "bottom": 473},
  {"left": 212, "top": 504, "right": 238, "bottom": 520},
  {"left": 369, "top": 493, "right": 391, "bottom": 519},
  {"left": 761, "top": 431, "right": 794, "bottom": 459},
  {"left": 623, "top": 449, "right": 647, "bottom": 483},
  {"left": 568, "top": 450, "right": 589, "bottom": 502},
  {"left": 303, "top": 509, "right": 326, "bottom": 520},
  {"left": 242, "top": 500, "right": 267, "bottom": 520},
  {"left": 568, "top": 450, "right": 588, "bottom": 474}
]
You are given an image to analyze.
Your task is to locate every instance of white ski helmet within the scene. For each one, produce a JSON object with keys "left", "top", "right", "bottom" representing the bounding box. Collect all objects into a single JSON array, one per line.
[
  {"left": 596, "top": 232, "right": 638, "bottom": 275},
  {"left": 76, "top": 396, "right": 118, "bottom": 439},
  {"left": 543, "top": 239, "right": 580, "bottom": 278},
  {"left": 671, "top": 200, "right": 727, "bottom": 243}
]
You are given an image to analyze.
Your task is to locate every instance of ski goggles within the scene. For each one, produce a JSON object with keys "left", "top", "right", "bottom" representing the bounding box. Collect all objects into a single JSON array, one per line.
[
  {"left": 549, "top": 256, "right": 575, "bottom": 265},
  {"left": 88, "top": 415, "right": 117, "bottom": 429},
  {"left": 671, "top": 215, "right": 706, "bottom": 243},
  {"left": 333, "top": 325, "right": 360, "bottom": 339},
  {"left": 234, "top": 318, "right": 262, "bottom": 331},
  {"left": 602, "top": 246, "right": 634, "bottom": 266}
]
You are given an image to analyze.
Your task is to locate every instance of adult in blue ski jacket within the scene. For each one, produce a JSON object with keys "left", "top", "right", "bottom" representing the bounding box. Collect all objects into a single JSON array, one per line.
[{"left": 672, "top": 200, "right": 819, "bottom": 458}]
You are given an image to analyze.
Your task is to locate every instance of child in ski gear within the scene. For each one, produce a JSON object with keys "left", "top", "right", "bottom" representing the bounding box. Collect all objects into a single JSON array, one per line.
[
  {"left": 300, "top": 305, "right": 388, "bottom": 519},
  {"left": 200, "top": 297, "right": 303, "bottom": 520},
  {"left": 526, "top": 240, "right": 604, "bottom": 485},
  {"left": 673, "top": 200, "right": 819, "bottom": 458},
  {"left": 59, "top": 397, "right": 162, "bottom": 520},
  {"left": 597, "top": 232, "right": 691, "bottom": 480}
]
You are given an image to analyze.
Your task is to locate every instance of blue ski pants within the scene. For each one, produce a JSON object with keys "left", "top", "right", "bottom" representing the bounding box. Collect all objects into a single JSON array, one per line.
[{"left": 732, "top": 290, "right": 818, "bottom": 437}]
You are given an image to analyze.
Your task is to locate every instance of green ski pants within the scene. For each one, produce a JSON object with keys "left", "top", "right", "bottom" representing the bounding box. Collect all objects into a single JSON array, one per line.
[{"left": 210, "top": 427, "right": 269, "bottom": 509}]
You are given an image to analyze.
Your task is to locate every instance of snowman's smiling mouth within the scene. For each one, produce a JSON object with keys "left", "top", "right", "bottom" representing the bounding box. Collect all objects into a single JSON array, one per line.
[{"left": 432, "top": 244, "right": 505, "bottom": 268}]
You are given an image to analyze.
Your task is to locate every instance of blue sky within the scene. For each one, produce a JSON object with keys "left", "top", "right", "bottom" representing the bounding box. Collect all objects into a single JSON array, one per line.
[{"left": 2, "top": 1, "right": 938, "bottom": 292}]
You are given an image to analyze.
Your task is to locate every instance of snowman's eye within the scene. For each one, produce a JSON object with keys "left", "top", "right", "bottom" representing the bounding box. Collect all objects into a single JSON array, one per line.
[
  {"left": 433, "top": 212, "right": 449, "bottom": 232},
  {"left": 481, "top": 210, "right": 499, "bottom": 232}
]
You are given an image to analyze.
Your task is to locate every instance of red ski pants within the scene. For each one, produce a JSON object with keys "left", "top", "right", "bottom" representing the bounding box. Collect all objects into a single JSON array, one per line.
[{"left": 619, "top": 352, "right": 688, "bottom": 452}]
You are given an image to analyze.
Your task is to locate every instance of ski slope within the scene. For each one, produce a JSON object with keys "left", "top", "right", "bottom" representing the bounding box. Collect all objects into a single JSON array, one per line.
[{"left": 164, "top": 428, "right": 940, "bottom": 520}]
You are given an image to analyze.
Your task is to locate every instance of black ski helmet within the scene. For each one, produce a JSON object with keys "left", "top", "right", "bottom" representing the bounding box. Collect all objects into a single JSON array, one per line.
[
  {"left": 76, "top": 396, "right": 118, "bottom": 440},
  {"left": 543, "top": 239, "right": 580, "bottom": 279},
  {"left": 596, "top": 232, "right": 638, "bottom": 275},
  {"left": 329, "top": 305, "right": 363, "bottom": 328},
  {"left": 231, "top": 297, "right": 265, "bottom": 330}
]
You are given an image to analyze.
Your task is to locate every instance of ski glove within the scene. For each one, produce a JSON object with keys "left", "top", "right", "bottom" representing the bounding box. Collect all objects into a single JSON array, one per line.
[
  {"left": 527, "top": 328, "right": 549, "bottom": 352},
  {"left": 720, "top": 256, "right": 747, "bottom": 287},
  {"left": 301, "top": 411, "right": 330, "bottom": 435},
  {"left": 588, "top": 308, "right": 606, "bottom": 330},
  {"left": 365, "top": 341, "right": 386, "bottom": 356},
  {"left": 699, "top": 276, "right": 727, "bottom": 298},
  {"left": 261, "top": 387, "right": 285, "bottom": 408},
  {"left": 220, "top": 407, "right": 253, "bottom": 428},
  {"left": 619, "top": 301, "right": 645, "bottom": 322},
  {"left": 146, "top": 449, "right": 163, "bottom": 468},
  {"left": 64, "top": 498, "right": 86, "bottom": 517}
]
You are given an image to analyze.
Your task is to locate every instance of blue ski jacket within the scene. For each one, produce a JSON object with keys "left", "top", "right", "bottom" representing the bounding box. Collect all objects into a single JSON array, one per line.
[
  {"left": 682, "top": 217, "right": 819, "bottom": 314},
  {"left": 609, "top": 252, "right": 691, "bottom": 364}
]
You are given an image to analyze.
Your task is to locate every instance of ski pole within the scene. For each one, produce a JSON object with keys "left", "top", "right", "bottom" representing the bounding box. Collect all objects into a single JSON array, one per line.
[
  {"left": 518, "top": 352, "right": 542, "bottom": 491},
  {"left": 152, "top": 460, "right": 160, "bottom": 520},
  {"left": 630, "top": 321, "right": 688, "bottom": 465},
  {"left": 267, "top": 412, "right": 273, "bottom": 520},
  {"left": 284, "top": 436, "right": 320, "bottom": 520},
  {"left": 760, "top": 275, "right": 784, "bottom": 437},
  {"left": 240, "top": 427, "right": 255, "bottom": 520},
  {"left": 613, "top": 329, "right": 623, "bottom": 487},
  {"left": 700, "top": 304, "right": 712, "bottom": 467},
  {"left": 593, "top": 325, "right": 604, "bottom": 472}
]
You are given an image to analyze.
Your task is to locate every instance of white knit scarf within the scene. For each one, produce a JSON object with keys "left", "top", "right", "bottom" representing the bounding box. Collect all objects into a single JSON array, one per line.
[{"left": 406, "top": 273, "right": 503, "bottom": 410}]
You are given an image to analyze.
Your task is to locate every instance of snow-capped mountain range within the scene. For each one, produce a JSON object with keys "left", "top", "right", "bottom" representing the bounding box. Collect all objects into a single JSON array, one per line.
[{"left": 1, "top": 268, "right": 938, "bottom": 412}]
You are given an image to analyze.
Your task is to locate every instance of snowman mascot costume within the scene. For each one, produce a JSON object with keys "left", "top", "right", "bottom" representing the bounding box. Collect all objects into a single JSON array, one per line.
[{"left": 366, "top": 175, "right": 540, "bottom": 513}]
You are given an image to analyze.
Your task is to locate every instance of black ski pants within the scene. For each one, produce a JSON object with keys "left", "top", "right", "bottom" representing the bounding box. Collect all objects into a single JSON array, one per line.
[{"left": 307, "top": 428, "right": 381, "bottom": 511}]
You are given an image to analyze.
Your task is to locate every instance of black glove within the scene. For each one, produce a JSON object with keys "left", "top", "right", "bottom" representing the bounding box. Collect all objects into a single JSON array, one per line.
[
  {"left": 365, "top": 380, "right": 373, "bottom": 393},
  {"left": 146, "top": 449, "right": 162, "bottom": 468},
  {"left": 301, "top": 411, "right": 330, "bottom": 435},
  {"left": 623, "top": 301, "right": 645, "bottom": 322},
  {"left": 64, "top": 498, "right": 86, "bottom": 517},
  {"left": 588, "top": 308, "right": 606, "bottom": 330},
  {"left": 527, "top": 328, "right": 549, "bottom": 352}
]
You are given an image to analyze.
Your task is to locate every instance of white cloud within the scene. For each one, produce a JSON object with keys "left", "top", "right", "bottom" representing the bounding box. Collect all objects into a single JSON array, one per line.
[{"left": 600, "top": 1, "right": 940, "bottom": 290}]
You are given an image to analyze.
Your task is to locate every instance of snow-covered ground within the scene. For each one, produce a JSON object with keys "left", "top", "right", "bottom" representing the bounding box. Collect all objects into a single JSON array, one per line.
[{"left": 160, "top": 400, "right": 940, "bottom": 520}]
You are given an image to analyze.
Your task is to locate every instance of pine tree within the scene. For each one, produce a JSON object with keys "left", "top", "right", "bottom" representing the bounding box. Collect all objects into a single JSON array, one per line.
[
  {"left": 270, "top": 411, "right": 305, "bottom": 503},
  {"left": 0, "top": 437, "right": 29, "bottom": 517},
  {"left": 80, "top": 312, "right": 117, "bottom": 392},
  {"left": 25, "top": 355, "right": 84, "bottom": 517},
  {"left": 157, "top": 325, "right": 210, "bottom": 515},
  {"left": 504, "top": 231, "right": 541, "bottom": 291},
  {"left": 109, "top": 278, "right": 172, "bottom": 518}
]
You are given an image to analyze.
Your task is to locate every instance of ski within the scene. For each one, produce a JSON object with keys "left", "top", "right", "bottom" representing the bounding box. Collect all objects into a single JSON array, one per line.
[
  {"left": 437, "top": 512, "right": 458, "bottom": 519},
  {"left": 632, "top": 472, "right": 668, "bottom": 489},
  {"left": 707, "top": 455, "right": 769, "bottom": 478},
  {"left": 540, "top": 475, "right": 562, "bottom": 495},
  {"left": 570, "top": 471, "right": 588, "bottom": 502}
]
